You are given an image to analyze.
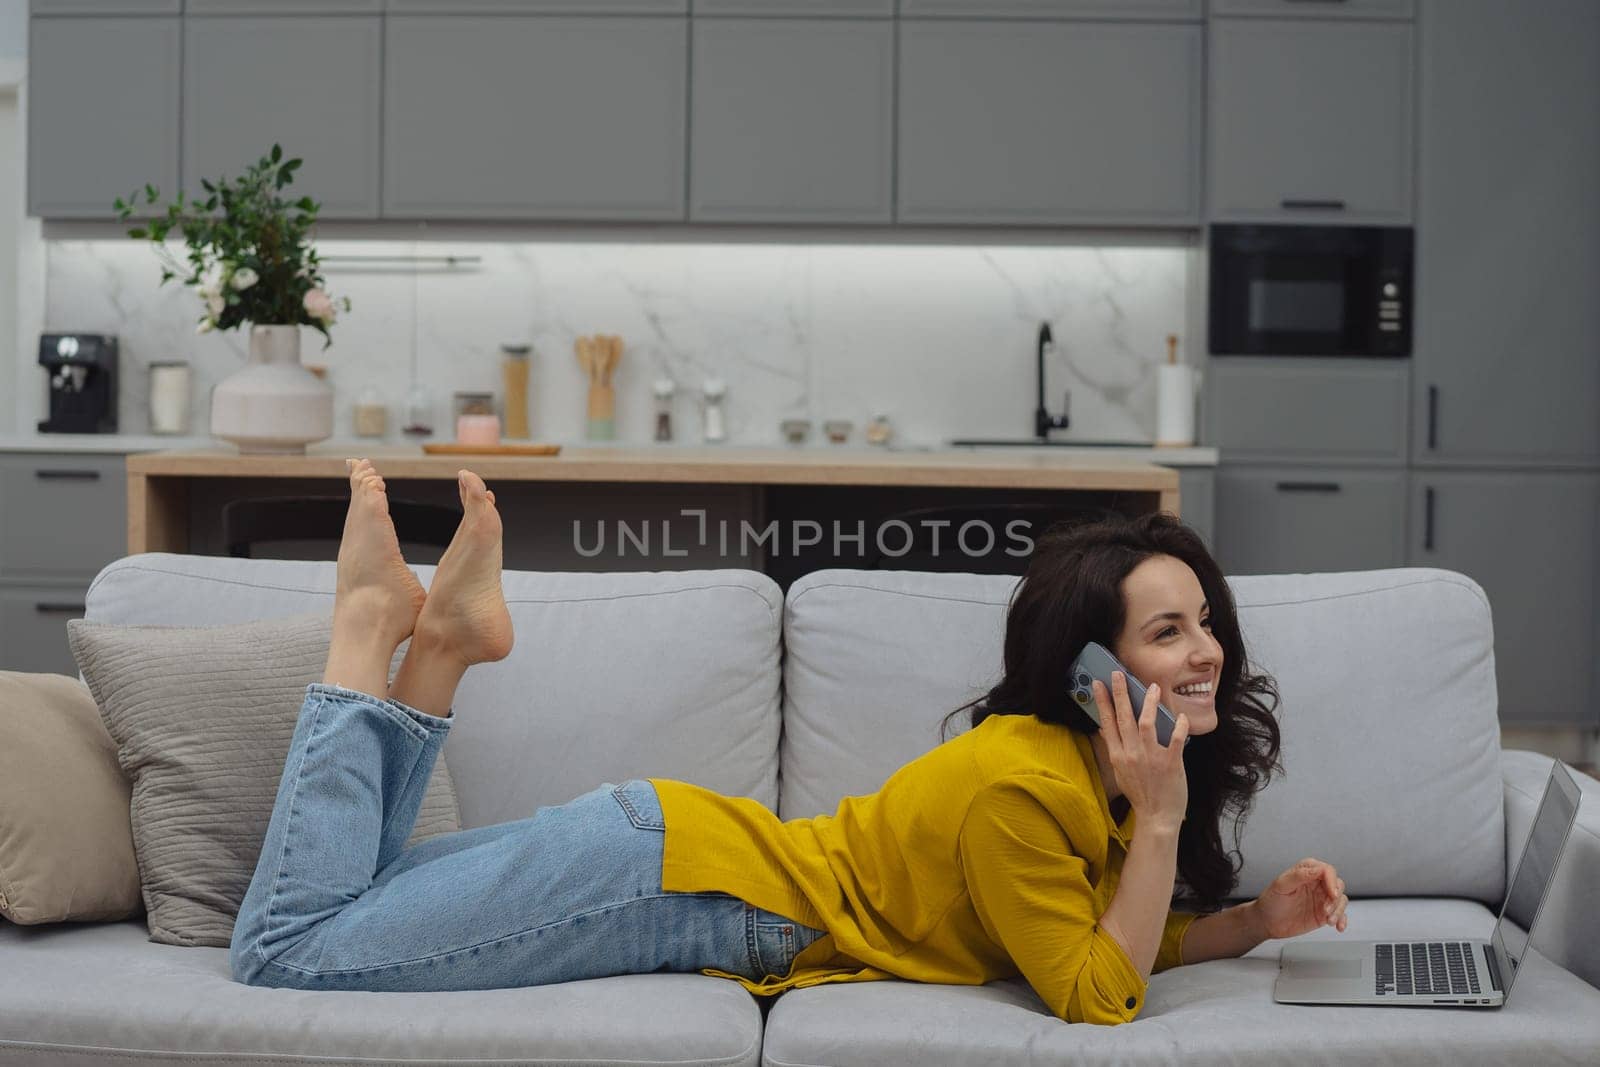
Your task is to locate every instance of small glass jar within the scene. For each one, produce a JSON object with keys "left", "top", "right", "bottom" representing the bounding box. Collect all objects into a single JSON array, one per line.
[
  {"left": 353, "top": 385, "right": 388, "bottom": 438},
  {"left": 402, "top": 382, "right": 436, "bottom": 439},
  {"left": 453, "top": 391, "right": 501, "bottom": 446}
]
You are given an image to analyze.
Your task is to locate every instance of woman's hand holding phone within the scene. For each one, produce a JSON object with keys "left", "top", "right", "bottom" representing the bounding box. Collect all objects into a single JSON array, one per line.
[{"left": 1092, "top": 671, "right": 1190, "bottom": 835}]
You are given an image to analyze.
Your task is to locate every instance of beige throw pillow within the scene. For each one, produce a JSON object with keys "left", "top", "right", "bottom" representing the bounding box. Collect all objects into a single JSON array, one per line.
[
  {"left": 0, "top": 671, "right": 144, "bottom": 925},
  {"left": 67, "top": 611, "right": 461, "bottom": 948}
]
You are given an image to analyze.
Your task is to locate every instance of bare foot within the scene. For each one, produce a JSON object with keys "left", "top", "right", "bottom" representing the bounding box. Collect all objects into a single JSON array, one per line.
[
  {"left": 335, "top": 458, "right": 428, "bottom": 645},
  {"left": 414, "top": 469, "right": 515, "bottom": 666}
]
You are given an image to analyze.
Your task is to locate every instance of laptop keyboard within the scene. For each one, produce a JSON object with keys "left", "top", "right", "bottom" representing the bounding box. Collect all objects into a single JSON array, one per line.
[{"left": 1375, "top": 942, "right": 1481, "bottom": 996}]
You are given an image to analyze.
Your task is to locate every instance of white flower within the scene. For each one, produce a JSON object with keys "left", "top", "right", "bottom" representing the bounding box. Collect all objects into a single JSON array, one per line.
[
  {"left": 196, "top": 318, "right": 215, "bottom": 334},
  {"left": 303, "top": 287, "right": 337, "bottom": 324},
  {"left": 198, "top": 260, "right": 225, "bottom": 295},
  {"left": 206, "top": 292, "right": 226, "bottom": 317},
  {"left": 231, "top": 267, "right": 258, "bottom": 290}
]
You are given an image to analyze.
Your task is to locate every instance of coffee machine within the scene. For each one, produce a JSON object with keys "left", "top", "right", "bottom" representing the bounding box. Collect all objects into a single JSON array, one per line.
[{"left": 38, "top": 333, "right": 118, "bottom": 434}]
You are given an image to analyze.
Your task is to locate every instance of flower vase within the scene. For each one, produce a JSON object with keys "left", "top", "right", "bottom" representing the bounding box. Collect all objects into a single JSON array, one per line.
[{"left": 210, "top": 324, "right": 333, "bottom": 454}]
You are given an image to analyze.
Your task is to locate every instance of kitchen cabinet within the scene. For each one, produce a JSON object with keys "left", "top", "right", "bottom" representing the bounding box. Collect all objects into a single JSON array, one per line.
[
  {"left": 900, "top": 0, "right": 1201, "bottom": 18},
  {"left": 1207, "top": 18, "right": 1414, "bottom": 224},
  {"left": 896, "top": 20, "right": 1201, "bottom": 226},
  {"left": 1205, "top": 358, "right": 1408, "bottom": 465},
  {"left": 1214, "top": 465, "right": 1407, "bottom": 575},
  {"left": 29, "top": 0, "right": 178, "bottom": 12},
  {"left": 690, "top": 18, "right": 891, "bottom": 223},
  {"left": 183, "top": 16, "right": 382, "bottom": 219},
  {"left": 26, "top": 17, "right": 180, "bottom": 219},
  {"left": 1409, "top": 470, "right": 1600, "bottom": 729},
  {"left": 1209, "top": 0, "right": 1413, "bottom": 18},
  {"left": 0, "top": 452, "right": 128, "bottom": 676},
  {"left": 694, "top": 1, "right": 891, "bottom": 14},
  {"left": 186, "top": 1, "right": 382, "bottom": 13},
  {"left": 1176, "top": 467, "right": 1214, "bottom": 551},
  {"left": 1412, "top": 0, "right": 1600, "bottom": 467},
  {"left": 386, "top": 1, "right": 688, "bottom": 12},
  {"left": 382, "top": 16, "right": 688, "bottom": 220}
]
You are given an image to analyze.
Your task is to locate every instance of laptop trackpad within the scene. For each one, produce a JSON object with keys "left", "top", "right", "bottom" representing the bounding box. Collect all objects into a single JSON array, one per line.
[{"left": 1292, "top": 959, "right": 1365, "bottom": 979}]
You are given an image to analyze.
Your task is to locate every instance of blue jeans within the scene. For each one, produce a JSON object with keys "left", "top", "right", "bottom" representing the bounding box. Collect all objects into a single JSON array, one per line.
[{"left": 230, "top": 683, "right": 828, "bottom": 992}]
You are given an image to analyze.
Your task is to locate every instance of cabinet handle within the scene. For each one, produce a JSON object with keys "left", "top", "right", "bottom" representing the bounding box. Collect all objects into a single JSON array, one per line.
[
  {"left": 34, "top": 602, "right": 86, "bottom": 614},
  {"left": 34, "top": 469, "right": 100, "bottom": 481},
  {"left": 1424, "top": 487, "right": 1436, "bottom": 551},
  {"left": 1280, "top": 199, "right": 1347, "bottom": 211},
  {"left": 1427, "top": 385, "right": 1438, "bottom": 450},
  {"left": 1275, "top": 481, "right": 1342, "bottom": 493},
  {"left": 1284, "top": 0, "right": 1351, "bottom": 5}
]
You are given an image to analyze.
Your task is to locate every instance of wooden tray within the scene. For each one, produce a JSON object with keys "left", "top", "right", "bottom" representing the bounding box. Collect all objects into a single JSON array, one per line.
[{"left": 422, "top": 443, "right": 562, "bottom": 456}]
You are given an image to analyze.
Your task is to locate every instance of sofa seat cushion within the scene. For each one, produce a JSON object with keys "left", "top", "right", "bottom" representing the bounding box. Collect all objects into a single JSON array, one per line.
[
  {"left": 0, "top": 919, "right": 763, "bottom": 1066},
  {"left": 762, "top": 898, "right": 1600, "bottom": 1066}
]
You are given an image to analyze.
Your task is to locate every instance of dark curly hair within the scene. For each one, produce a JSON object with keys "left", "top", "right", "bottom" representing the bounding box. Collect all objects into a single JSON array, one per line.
[{"left": 938, "top": 509, "right": 1283, "bottom": 912}]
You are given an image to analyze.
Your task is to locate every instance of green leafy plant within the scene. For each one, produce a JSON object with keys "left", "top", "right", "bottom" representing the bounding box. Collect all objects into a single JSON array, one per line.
[{"left": 115, "top": 144, "right": 350, "bottom": 349}]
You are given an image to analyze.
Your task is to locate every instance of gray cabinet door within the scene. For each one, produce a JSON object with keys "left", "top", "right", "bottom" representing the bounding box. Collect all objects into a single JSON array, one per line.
[
  {"left": 387, "top": 1, "right": 687, "bottom": 12},
  {"left": 691, "top": 18, "right": 891, "bottom": 222},
  {"left": 26, "top": 17, "right": 180, "bottom": 218},
  {"left": 1175, "top": 466, "right": 1215, "bottom": 551},
  {"left": 897, "top": 20, "right": 1201, "bottom": 225},
  {"left": 188, "top": 1, "right": 382, "bottom": 12},
  {"left": 1410, "top": 470, "right": 1600, "bottom": 729},
  {"left": 1413, "top": 0, "right": 1600, "bottom": 466},
  {"left": 1214, "top": 465, "right": 1407, "bottom": 575},
  {"left": 30, "top": 1, "right": 178, "bottom": 12},
  {"left": 695, "top": 0, "right": 891, "bottom": 14},
  {"left": 901, "top": 0, "right": 1201, "bottom": 17},
  {"left": 1208, "top": 18, "right": 1414, "bottom": 224},
  {"left": 0, "top": 454, "right": 128, "bottom": 583},
  {"left": 383, "top": 16, "right": 688, "bottom": 220},
  {"left": 1205, "top": 357, "right": 1408, "bottom": 464},
  {"left": 184, "top": 17, "right": 382, "bottom": 219},
  {"left": 0, "top": 585, "right": 88, "bottom": 676},
  {"left": 1210, "top": 0, "right": 1413, "bottom": 18}
]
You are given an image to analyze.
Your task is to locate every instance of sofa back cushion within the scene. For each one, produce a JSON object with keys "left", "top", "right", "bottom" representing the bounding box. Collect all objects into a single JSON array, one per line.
[
  {"left": 85, "top": 555, "right": 785, "bottom": 827},
  {"left": 780, "top": 567, "right": 1505, "bottom": 904}
]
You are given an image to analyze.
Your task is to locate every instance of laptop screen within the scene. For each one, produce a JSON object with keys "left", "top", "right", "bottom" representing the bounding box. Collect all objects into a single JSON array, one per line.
[{"left": 1490, "top": 761, "right": 1582, "bottom": 997}]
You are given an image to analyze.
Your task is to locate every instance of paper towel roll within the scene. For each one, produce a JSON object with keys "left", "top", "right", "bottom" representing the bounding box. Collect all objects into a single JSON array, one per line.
[{"left": 1155, "top": 363, "right": 1196, "bottom": 447}]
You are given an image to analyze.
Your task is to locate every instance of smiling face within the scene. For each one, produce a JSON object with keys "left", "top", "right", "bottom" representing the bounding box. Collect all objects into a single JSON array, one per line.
[{"left": 1110, "top": 553, "right": 1224, "bottom": 736}]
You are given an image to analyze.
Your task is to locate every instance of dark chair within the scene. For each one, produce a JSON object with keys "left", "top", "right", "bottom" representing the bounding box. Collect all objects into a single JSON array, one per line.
[
  {"left": 221, "top": 496, "right": 460, "bottom": 559},
  {"left": 864, "top": 504, "right": 1096, "bottom": 574}
]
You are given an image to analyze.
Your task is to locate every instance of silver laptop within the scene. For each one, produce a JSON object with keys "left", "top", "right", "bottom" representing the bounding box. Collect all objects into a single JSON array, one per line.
[{"left": 1274, "top": 759, "right": 1582, "bottom": 1008}]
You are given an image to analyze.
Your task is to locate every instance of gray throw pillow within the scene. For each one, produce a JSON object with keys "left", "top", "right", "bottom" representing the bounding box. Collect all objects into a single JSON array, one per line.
[{"left": 67, "top": 611, "right": 461, "bottom": 948}]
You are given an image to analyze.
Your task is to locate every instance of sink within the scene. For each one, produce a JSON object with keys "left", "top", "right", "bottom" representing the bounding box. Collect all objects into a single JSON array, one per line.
[{"left": 947, "top": 439, "right": 1155, "bottom": 448}]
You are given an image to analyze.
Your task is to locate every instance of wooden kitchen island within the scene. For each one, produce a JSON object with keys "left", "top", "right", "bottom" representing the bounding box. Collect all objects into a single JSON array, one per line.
[{"left": 125, "top": 445, "right": 1182, "bottom": 585}]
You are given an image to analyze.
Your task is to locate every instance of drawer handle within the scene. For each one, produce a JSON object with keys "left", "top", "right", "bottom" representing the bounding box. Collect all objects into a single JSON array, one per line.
[
  {"left": 34, "top": 469, "right": 101, "bottom": 481},
  {"left": 1275, "top": 481, "right": 1343, "bottom": 493},
  {"left": 1424, "top": 487, "right": 1435, "bottom": 551},
  {"left": 34, "top": 602, "right": 87, "bottom": 614},
  {"left": 1280, "top": 199, "right": 1347, "bottom": 211},
  {"left": 1427, "top": 385, "right": 1439, "bottom": 450}
]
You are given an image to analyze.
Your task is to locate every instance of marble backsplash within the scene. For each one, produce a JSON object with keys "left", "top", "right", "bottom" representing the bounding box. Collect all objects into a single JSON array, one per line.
[{"left": 34, "top": 238, "right": 1195, "bottom": 448}]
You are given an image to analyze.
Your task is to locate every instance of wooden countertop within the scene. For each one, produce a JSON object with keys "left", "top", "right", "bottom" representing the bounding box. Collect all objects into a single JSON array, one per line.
[{"left": 126, "top": 445, "right": 1180, "bottom": 492}]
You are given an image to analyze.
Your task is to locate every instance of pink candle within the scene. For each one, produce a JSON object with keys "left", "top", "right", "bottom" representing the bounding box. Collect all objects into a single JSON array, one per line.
[{"left": 455, "top": 413, "right": 502, "bottom": 446}]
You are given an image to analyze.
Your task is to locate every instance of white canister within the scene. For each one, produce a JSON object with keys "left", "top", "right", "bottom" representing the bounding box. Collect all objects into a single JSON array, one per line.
[{"left": 148, "top": 362, "right": 192, "bottom": 435}]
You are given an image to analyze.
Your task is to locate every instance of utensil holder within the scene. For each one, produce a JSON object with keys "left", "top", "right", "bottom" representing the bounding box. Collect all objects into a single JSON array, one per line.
[{"left": 587, "top": 383, "right": 615, "bottom": 440}]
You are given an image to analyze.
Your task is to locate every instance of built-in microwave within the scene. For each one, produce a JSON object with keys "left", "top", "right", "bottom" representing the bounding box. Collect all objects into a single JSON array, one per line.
[{"left": 1208, "top": 224, "right": 1413, "bottom": 357}]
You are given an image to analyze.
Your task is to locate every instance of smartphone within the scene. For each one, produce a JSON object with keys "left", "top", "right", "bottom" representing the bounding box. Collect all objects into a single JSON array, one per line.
[{"left": 1068, "top": 641, "right": 1187, "bottom": 748}]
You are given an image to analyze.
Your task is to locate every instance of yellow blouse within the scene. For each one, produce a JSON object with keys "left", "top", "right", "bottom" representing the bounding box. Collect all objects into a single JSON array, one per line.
[{"left": 648, "top": 711, "right": 1197, "bottom": 1025}]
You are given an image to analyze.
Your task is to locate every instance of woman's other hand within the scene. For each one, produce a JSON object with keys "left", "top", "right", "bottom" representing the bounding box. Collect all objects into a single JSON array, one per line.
[
  {"left": 1093, "top": 671, "right": 1189, "bottom": 834},
  {"left": 1255, "top": 858, "right": 1348, "bottom": 938}
]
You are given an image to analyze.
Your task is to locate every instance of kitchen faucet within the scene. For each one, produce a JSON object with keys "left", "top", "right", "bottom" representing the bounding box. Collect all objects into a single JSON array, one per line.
[{"left": 1034, "top": 322, "right": 1069, "bottom": 440}]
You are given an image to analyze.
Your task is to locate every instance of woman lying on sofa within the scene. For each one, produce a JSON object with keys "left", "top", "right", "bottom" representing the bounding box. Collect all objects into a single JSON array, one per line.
[{"left": 229, "top": 458, "right": 1350, "bottom": 1025}]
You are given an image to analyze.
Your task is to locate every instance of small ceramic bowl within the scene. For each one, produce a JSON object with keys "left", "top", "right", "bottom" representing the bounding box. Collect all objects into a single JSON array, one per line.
[
  {"left": 781, "top": 418, "right": 811, "bottom": 445},
  {"left": 824, "top": 419, "right": 853, "bottom": 444}
]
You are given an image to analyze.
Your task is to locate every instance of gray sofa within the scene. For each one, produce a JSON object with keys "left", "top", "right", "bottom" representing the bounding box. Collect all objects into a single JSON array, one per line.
[{"left": 2, "top": 554, "right": 1597, "bottom": 1065}]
